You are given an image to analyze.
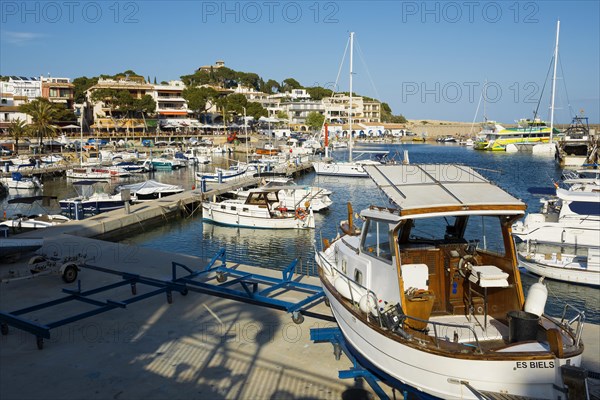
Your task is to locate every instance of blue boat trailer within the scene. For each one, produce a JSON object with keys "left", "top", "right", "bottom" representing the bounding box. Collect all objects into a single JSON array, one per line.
[
  {"left": 0, "top": 248, "right": 330, "bottom": 349},
  {"left": 311, "top": 327, "right": 441, "bottom": 400}
]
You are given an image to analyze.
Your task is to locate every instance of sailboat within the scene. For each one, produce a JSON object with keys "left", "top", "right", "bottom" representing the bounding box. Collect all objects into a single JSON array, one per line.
[{"left": 313, "top": 32, "right": 386, "bottom": 177}]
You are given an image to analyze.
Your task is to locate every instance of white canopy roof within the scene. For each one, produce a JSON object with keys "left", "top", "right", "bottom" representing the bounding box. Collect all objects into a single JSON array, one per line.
[{"left": 363, "top": 164, "right": 525, "bottom": 215}]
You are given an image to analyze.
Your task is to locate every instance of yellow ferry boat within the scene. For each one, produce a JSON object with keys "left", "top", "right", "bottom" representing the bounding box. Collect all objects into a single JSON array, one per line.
[{"left": 474, "top": 118, "right": 560, "bottom": 151}]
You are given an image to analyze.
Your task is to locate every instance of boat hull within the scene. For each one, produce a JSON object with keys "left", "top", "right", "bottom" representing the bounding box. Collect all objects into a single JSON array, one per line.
[
  {"left": 321, "top": 279, "right": 578, "bottom": 399},
  {"left": 202, "top": 202, "right": 314, "bottom": 229},
  {"left": 60, "top": 199, "right": 126, "bottom": 215},
  {"left": 518, "top": 252, "right": 600, "bottom": 287},
  {"left": 312, "top": 161, "right": 368, "bottom": 177}
]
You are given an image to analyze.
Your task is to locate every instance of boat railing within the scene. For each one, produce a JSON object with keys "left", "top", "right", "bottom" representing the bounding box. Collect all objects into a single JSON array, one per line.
[
  {"left": 315, "top": 247, "right": 484, "bottom": 353},
  {"left": 544, "top": 304, "right": 586, "bottom": 345}
]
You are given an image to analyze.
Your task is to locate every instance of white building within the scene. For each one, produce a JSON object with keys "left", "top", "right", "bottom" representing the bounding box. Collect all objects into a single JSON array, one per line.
[{"left": 152, "top": 80, "right": 194, "bottom": 129}]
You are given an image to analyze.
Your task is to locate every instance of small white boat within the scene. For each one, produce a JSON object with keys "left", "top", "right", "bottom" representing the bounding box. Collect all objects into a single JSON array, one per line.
[
  {"left": 116, "top": 180, "right": 184, "bottom": 201},
  {"left": 512, "top": 181, "right": 600, "bottom": 286},
  {"left": 512, "top": 185, "right": 600, "bottom": 249},
  {"left": 232, "top": 178, "right": 333, "bottom": 212},
  {"left": 60, "top": 181, "right": 133, "bottom": 216},
  {"left": 518, "top": 246, "right": 600, "bottom": 287},
  {"left": 1, "top": 172, "right": 42, "bottom": 189},
  {"left": 315, "top": 163, "right": 585, "bottom": 399},
  {"left": 195, "top": 163, "right": 258, "bottom": 183},
  {"left": 0, "top": 196, "right": 70, "bottom": 232},
  {"left": 313, "top": 154, "right": 388, "bottom": 178},
  {"left": 202, "top": 188, "right": 315, "bottom": 229},
  {"left": 66, "top": 166, "right": 129, "bottom": 179}
]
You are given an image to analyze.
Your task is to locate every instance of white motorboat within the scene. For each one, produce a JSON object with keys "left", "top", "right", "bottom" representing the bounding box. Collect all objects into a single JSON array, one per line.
[
  {"left": 195, "top": 163, "right": 258, "bottom": 183},
  {"left": 116, "top": 180, "right": 184, "bottom": 201},
  {"left": 0, "top": 196, "right": 70, "bottom": 232},
  {"left": 1, "top": 172, "right": 42, "bottom": 189},
  {"left": 202, "top": 188, "right": 315, "bottom": 229},
  {"left": 60, "top": 181, "right": 133, "bottom": 217},
  {"left": 512, "top": 186, "right": 600, "bottom": 249},
  {"left": 512, "top": 183, "right": 600, "bottom": 286},
  {"left": 232, "top": 178, "right": 333, "bottom": 212},
  {"left": 315, "top": 163, "right": 586, "bottom": 399},
  {"left": 66, "top": 166, "right": 129, "bottom": 179}
]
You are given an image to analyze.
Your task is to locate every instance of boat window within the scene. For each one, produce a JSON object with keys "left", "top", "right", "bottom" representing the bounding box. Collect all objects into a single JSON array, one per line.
[
  {"left": 569, "top": 202, "right": 600, "bottom": 216},
  {"left": 463, "top": 215, "right": 505, "bottom": 256},
  {"left": 361, "top": 219, "right": 393, "bottom": 262},
  {"left": 403, "top": 216, "right": 459, "bottom": 243},
  {"left": 354, "top": 269, "right": 363, "bottom": 285}
]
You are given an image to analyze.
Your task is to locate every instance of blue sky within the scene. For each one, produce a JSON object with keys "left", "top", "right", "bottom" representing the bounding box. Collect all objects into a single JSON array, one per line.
[{"left": 1, "top": 1, "right": 599, "bottom": 123}]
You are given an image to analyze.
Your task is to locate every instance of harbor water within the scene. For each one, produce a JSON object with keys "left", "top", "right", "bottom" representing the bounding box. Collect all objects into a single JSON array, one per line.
[{"left": 2, "top": 143, "right": 598, "bottom": 323}]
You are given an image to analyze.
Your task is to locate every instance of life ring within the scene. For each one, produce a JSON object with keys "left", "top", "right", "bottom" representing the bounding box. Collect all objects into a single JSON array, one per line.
[{"left": 295, "top": 208, "right": 307, "bottom": 220}]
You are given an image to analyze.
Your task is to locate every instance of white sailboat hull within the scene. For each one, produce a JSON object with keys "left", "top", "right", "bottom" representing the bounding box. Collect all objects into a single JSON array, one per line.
[
  {"left": 518, "top": 250, "right": 600, "bottom": 287},
  {"left": 313, "top": 161, "right": 368, "bottom": 177}
]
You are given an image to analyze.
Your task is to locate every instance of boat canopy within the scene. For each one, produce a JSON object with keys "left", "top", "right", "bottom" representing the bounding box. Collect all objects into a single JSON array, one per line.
[
  {"left": 117, "top": 180, "right": 183, "bottom": 195},
  {"left": 363, "top": 164, "right": 525, "bottom": 216}
]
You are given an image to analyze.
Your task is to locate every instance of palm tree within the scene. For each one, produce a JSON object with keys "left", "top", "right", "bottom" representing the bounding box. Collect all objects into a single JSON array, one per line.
[
  {"left": 8, "top": 118, "right": 27, "bottom": 155},
  {"left": 20, "top": 98, "right": 58, "bottom": 153}
]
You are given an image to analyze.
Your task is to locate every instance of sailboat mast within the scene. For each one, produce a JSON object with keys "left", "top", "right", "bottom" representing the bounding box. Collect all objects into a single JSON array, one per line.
[
  {"left": 80, "top": 102, "right": 84, "bottom": 165},
  {"left": 549, "top": 20, "right": 560, "bottom": 142},
  {"left": 349, "top": 31, "right": 354, "bottom": 162}
]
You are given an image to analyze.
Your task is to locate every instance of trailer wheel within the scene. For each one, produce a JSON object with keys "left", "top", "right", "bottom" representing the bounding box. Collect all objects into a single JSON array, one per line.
[
  {"left": 61, "top": 264, "right": 78, "bottom": 283},
  {"left": 216, "top": 272, "right": 227, "bottom": 283},
  {"left": 28, "top": 255, "right": 46, "bottom": 265},
  {"left": 36, "top": 337, "right": 44, "bottom": 350},
  {"left": 292, "top": 312, "right": 304, "bottom": 325},
  {"left": 167, "top": 291, "right": 173, "bottom": 304},
  {"left": 180, "top": 288, "right": 188, "bottom": 296},
  {"left": 131, "top": 283, "right": 137, "bottom": 295},
  {"left": 324, "top": 297, "right": 330, "bottom": 307},
  {"left": 1, "top": 323, "right": 8, "bottom": 335}
]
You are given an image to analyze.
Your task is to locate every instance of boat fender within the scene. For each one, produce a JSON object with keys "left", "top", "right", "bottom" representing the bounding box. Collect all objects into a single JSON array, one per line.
[
  {"left": 278, "top": 206, "right": 288, "bottom": 213},
  {"left": 334, "top": 276, "right": 362, "bottom": 302},
  {"left": 359, "top": 293, "right": 378, "bottom": 315},
  {"left": 295, "top": 208, "right": 307, "bottom": 220},
  {"left": 524, "top": 277, "right": 548, "bottom": 317}
]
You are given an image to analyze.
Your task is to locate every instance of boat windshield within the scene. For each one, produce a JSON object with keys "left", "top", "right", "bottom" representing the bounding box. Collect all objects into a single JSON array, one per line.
[
  {"left": 399, "top": 215, "right": 506, "bottom": 256},
  {"left": 361, "top": 219, "right": 393, "bottom": 262}
]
